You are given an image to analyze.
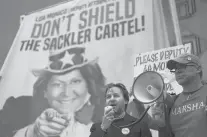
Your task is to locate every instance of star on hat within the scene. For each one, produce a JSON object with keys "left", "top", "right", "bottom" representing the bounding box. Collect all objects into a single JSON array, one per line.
[
  {"left": 60, "top": 51, "right": 75, "bottom": 69},
  {"left": 32, "top": 46, "right": 98, "bottom": 76}
]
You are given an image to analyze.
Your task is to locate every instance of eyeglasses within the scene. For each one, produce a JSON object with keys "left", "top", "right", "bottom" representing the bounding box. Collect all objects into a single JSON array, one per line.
[{"left": 170, "top": 63, "right": 198, "bottom": 73}]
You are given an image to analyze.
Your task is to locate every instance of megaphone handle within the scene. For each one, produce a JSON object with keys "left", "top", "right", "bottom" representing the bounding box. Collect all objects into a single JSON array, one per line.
[{"left": 114, "top": 105, "right": 151, "bottom": 128}]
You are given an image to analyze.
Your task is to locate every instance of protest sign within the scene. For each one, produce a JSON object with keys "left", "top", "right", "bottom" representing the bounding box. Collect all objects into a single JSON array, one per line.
[
  {"left": 134, "top": 43, "right": 192, "bottom": 94},
  {"left": 0, "top": 0, "right": 154, "bottom": 137},
  {"left": 0, "top": 0, "right": 153, "bottom": 106}
]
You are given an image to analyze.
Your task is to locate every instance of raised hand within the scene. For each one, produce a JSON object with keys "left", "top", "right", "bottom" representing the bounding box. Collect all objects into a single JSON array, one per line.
[
  {"left": 101, "top": 106, "right": 115, "bottom": 131},
  {"left": 32, "top": 108, "right": 70, "bottom": 137}
]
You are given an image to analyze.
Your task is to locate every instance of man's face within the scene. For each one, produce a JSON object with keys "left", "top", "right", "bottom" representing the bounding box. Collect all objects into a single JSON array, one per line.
[
  {"left": 105, "top": 87, "right": 127, "bottom": 113},
  {"left": 174, "top": 63, "right": 200, "bottom": 85}
]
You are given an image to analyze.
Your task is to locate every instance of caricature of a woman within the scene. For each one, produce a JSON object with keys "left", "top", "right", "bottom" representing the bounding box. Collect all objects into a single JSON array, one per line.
[{"left": 12, "top": 46, "right": 106, "bottom": 137}]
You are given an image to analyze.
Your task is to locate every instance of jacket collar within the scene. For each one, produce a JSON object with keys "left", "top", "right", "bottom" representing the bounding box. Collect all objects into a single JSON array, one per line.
[{"left": 112, "top": 113, "right": 136, "bottom": 126}]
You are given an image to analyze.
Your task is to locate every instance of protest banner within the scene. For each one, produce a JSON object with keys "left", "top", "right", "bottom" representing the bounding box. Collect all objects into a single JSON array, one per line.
[
  {"left": 0, "top": 0, "right": 153, "bottom": 106},
  {"left": 134, "top": 43, "right": 192, "bottom": 94},
  {"left": 0, "top": 0, "right": 154, "bottom": 137}
]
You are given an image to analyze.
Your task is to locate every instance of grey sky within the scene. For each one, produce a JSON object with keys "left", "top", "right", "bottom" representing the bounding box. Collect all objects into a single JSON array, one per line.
[{"left": 0, "top": 0, "right": 66, "bottom": 69}]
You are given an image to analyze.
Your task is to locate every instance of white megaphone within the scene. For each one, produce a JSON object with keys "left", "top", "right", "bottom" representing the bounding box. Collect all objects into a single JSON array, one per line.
[
  {"left": 117, "top": 71, "right": 165, "bottom": 128},
  {"left": 132, "top": 71, "right": 165, "bottom": 104}
]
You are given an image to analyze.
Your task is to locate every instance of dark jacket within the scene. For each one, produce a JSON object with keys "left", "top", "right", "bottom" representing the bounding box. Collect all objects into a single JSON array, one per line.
[
  {"left": 157, "top": 94, "right": 176, "bottom": 137},
  {"left": 89, "top": 113, "right": 152, "bottom": 137}
]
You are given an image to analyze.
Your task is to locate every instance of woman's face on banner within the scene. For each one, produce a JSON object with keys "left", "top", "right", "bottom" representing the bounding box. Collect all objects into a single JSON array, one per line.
[{"left": 45, "top": 69, "right": 89, "bottom": 114}]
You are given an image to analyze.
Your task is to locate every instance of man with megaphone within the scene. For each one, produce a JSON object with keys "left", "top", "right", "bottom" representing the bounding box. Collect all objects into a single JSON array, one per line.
[
  {"left": 132, "top": 53, "right": 207, "bottom": 137},
  {"left": 89, "top": 83, "right": 152, "bottom": 137}
]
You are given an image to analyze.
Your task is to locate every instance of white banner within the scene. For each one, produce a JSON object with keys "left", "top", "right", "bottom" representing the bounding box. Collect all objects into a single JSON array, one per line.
[{"left": 0, "top": 0, "right": 153, "bottom": 137}]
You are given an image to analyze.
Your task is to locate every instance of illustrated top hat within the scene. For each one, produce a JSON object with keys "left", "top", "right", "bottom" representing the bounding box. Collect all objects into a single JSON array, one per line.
[{"left": 32, "top": 46, "right": 98, "bottom": 76}]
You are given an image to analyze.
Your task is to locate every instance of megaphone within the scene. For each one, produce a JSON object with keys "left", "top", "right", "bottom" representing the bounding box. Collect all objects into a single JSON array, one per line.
[
  {"left": 132, "top": 71, "right": 165, "bottom": 104},
  {"left": 116, "top": 71, "right": 165, "bottom": 128}
]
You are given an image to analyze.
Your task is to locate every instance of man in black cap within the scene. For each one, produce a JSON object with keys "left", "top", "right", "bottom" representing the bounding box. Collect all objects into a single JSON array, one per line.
[{"left": 148, "top": 53, "right": 207, "bottom": 137}]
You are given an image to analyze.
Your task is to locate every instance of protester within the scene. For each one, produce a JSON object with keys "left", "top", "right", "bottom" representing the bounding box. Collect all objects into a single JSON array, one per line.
[
  {"left": 89, "top": 83, "right": 152, "bottom": 137},
  {"left": 0, "top": 46, "right": 106, "bottom": 137},
  {"left": 145, "top": 53, "right": 207, "bottom": 137}
]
